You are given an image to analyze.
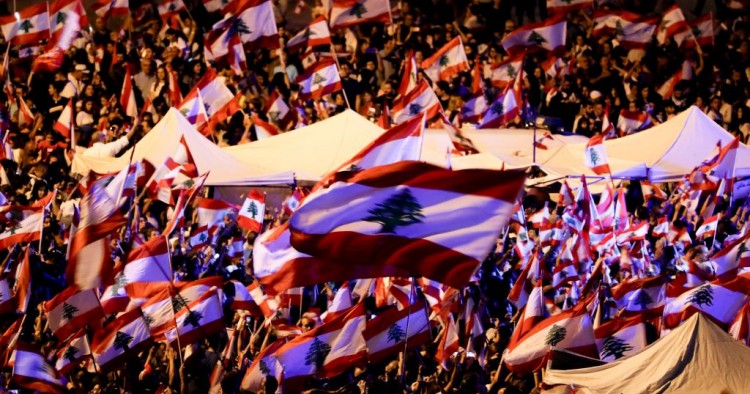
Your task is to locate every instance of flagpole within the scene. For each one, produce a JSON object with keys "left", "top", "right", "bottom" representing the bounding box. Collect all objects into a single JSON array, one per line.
[{"left": 399, "top": 277, "right": 416, "bottom": 386}]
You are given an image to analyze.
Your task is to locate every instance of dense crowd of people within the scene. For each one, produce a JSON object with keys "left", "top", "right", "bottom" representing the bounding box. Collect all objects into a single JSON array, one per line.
[{"left": 0, "top": 0, "right": 750, "bottom": 393}]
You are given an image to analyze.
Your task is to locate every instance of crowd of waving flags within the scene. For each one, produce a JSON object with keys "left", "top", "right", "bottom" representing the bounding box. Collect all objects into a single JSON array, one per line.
[{"left": 0, "top": 0, "right": 741, "bottom": 391}]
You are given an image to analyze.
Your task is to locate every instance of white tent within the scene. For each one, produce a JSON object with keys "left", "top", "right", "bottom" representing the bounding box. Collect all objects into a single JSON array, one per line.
[
  {"left": 543, "top": 313, "right": 750, "bottom": 393},
  {"left": 223, "top": 110, "right": 452, "bottom": 182},
  {"left": 71, "top": 108, "right": 295, "bottom": 186},
  {"left": 543, "top": 106, "right": 750, "bottom": 183}
]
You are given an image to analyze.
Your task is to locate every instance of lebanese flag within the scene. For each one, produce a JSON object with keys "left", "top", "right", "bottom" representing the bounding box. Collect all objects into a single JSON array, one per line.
[
  {"left": 657, "top": 62, "right": 692, "bottom": 98},
  {"left": 0, "top": 210, "right": 43, "bottom": 250},
  {"left": 655, "top": 4, "right": 690, "bottom": 45},
  {"left": 617, "top": 109, "right": 652, "bottom": 136},
  {"left": 704, "top": 137, "right": 739, "bottom": 189},
  {"left": 177, "top": 89, "right": 208, "bottom": 129},
  {"left": 329, "top": 0, "right": 390, "bottom": 29},
  {"left": 710, "top": 232, "right": 750, "bottom": 280},
  {"left": 641, "top": 180, "right": 667, "bottom": 201},
  {"left": 594, "top": 315, "right": 648, "bottom": 361},
  {"left": 295, "top": 59, "right": 342, "bottom": 100},
  {"left": 276, "top": 303, "right": 367, "bottom": 391},
  {"left": 288, "top": 161, "right": 524, "bottom": 289},
  {"left": 363, "top": 301, "right": 430, "bottom": 364},
  {"left": 616, "top": 221, "right": 650, "bottom": 244},
  {"left": 391, "top": 80, "right": 442, "bottom": 124},
  {"left": 91, "top": 0, "right": 129, "bottom": 18},
  {"left": 663, "top": 275, "right": 750, "bottom": 329},
  {"left": 252, "top": 115, "right": 280, "bottom": 140},
  {"left": 13, "top": 248, "right": 32, "bottom": 314},
  {"left": 546, "top": 0, "right": 592, "bottom": 14},
  {"left": 504, "top": 302, "right": 598, "bottom": 374},
  {"left": 612, "top": 275, "right": 666, "bottom": 316},
  {"left": 397, "top": 50, "right": 418, "bottom": 98},
  {"left": 49, "top": 0, "right": 86, "bottom": 47},
  {"left": 667, "top": 224, "right": 692, "bottom": 247},
  {"left": 592, "top": 10, "right": 659, "bottom": 49},
  {"left": 66, "top": 165, "right": 132, "bottom": 290},
  {"left": 461, "top": 94, "right": 487, "bottom": 124},
  {"left": 196, "top": 197, "right": 236, "bottom": 233},
  {"left": 324, "top": 113, "right": 424, "bottom": 181},
  {"left": 247, "top": 280, "right": 278, "bottom": 317},
  {"left": 584, "top": 134, "right": 611, "bottom": 175},
  {"left": 120, "top": 69, "right": 138, "bottom": 118},
  {"left": 685, "top": 13, "right": 714, "bottom": 48},
  {"left": 165, "top": 288, "right": 224, "bottom": 346},
  {"left": 11, "top": 344, "right": 66, "bottom": 394},
  {"left": 17, "top": 96, "right": 34, "bottom": 127},
  {"left": 44, "top": 287, "right": 104, "bottom": 341},
  {"left": 552, "top": 260, "right": 579, "bottom": 289},
  {"left": 478, "top": 87, "right": 519, "bottom": 129},
  {"left": 227, "top": 280, "right": 254, "bottom": 311},
  {"left": 213, "top": 0, "right": 278, "bottom": 50},
  {"left": 434, "top": 313, "right": 460, "bottom": 369},
  {"left": 528, "top": 204, "right": 550, "bottom": 229},
  {"left": 421, "top": 37, "right": 469, "bottom": 82},
  {"left": 287, "top": 16, "right": 332, "bottom": 52},
  {"left": 157, "top": 0, "right": 186, "bottom": 19},
  {"left": 696, "top": 214, "right": 720, "bottom": 239},
  {"left": 501, "top": 16, "right": 567, "bottom": 56},
  {"left": 191, "top": 68, "right": 239, "bottom": 126},
  {"left": 282, "top": 187, "right": 305, "bottom": 215},
  {"left": 53, "top": 98, "right": 74, "bottom": 138},
  {"left": 265, "top": 90, "right": 294, "bottom": 129},
  {"left": 237, "top": 189, "right": 266, "bottom": 232},
  {"left": 240, "top": 339, "right": 284, "bottom": 392},
  {"left": 120, "top": 235, "right": 172, "bottom": 293},
  {"left": 137, "top": 288, "right": 175, "bottom": 338},
  {"left": 510, "top": 284, "right": 548, "bottom": 347},
  {"left": 91, "top": 308, "right": 153, "bottom": 371},
  {"left": 596, "top": 184, "right": 615, "bottom": 228},
  {"left": 440, "top": 113, "right": 479, "bottom": 154},
  {"left": 54, "top": 332, "right": 90, "bottom": 375},
  {"left": 489, "top": 54, "right": 524, "bottom": 89},
  {"left": 651, "top": 217, "right": 669, "bottom": 238},
  {"left": 0, "top": 277, "right": 13, "bottom": 314},
  {"left": 0, "top": 3, "right": 50, "bottom": 47}
]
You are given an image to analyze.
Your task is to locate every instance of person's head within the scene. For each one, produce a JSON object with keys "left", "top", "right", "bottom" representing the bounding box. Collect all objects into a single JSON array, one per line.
[
  {"left": 504, "top": 20, "right": 516, "bottom": 34},
  {"left": 48, "top": 83, "right": 60, "bottom": 97},
  {"left": 435, "top": 81, "right": 450, "bottom": 96},
  {"left": 298, "top": 317, "right": 316, "bottom": 332},
  {"left": 156, "top": 66, "right": 167, "bottom": 82},
  {"left": 689, "top": 245, "right": 709, "bottom": 262},
  {"left": 339, "top": 62, "right": 351, "bottom": 78},
  {"left": 140, "top": 58, "right": 153, "bottom": 75}
]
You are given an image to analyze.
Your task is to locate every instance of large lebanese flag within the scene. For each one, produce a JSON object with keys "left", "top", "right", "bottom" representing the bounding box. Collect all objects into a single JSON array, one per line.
[
  {"left": 391, "top": 80, "right": 442, "bottom": 124},
  {"left": 710, "top": 231, "right": 750, "bottom": 280},
  {"left": 265, "top": 90, "right": 295, "bottom": 129},
  {"left": 276, "top": 303, "right": 367, "bottom": 391},
  {"left": 54, "top": 332, "right": 91, "bottom": 375},
  {"left": 503, "top": 302, "right": 598, "bottom": 374},
  {"left": 11, "top": 343, "right": 67, "bottom": 394},
  {"left": 49, "top": 0, "right": 87, "bottom": 45},
  {"left": 215, "top": 0, "right": 279, "bottom": 50},
  {"left": 44, "top": 286, "right": 104, "bottom": 341},
  {"left": 584, "top": 134, "right": 611, "bottom": 175},
  {"left": 655, "top": 4, "right": 690, "bottom": 45},
  {"left": 362, "top": 301, "right": 431, "bottom": 364},
  {"left": 663, "top": 274, "right": 750, "bottom": 329},
  {"left": 177, "top": 89, "right": 209, "bottom": 130},
  {"left": 421, "top": 37, "right": 469, "bottom": 82},
  {"left": 287, "top": 16, "right": 332, "bottom": 52},
  {"left": 329, "top": 0, "right": 390, "bottom": 29},
  {"left": 477, "top": 87, "right": 519, "bottom": 129},
  {"left": 288, "top": 161, "right": 525, "bottom": 289},
  {"left": 0, "top": 210, "right": 43, "bottom": 250},
  {"left": 66, "top": 165, "right": 131, "bottom": 290},
  {"left": 612, "top": 275, "right": 666, "bottom": 316},
  {"left": 120, "top": 235, "right": 172, "bottom": 293},
  {"left": 237, "top": 189, "right": 266, "bottom": 232},
  {"left": 240, "top": 339, "right": 284, "bottom": 392},
  {"left": 501, "top": 16, "right": 567, "bottom": 56},
  {"left": 191, "top": 68, "right": 239, "bottom": 126},
  {"left": 91, "top": 308, "right": 153, "bottom": 371},
  {"left": 594, "top": 315, "right": 648, "bottom": 362},
  {"left": 683, "top": 13, "right": 714, "bottom": 48},
  {"left": 546, "top": 0, "right": 592, "bottom": 14},
  {"left": 164, "top": 288, "right": 224, "bottom": 346},
  {"left": 295, "top": 59, "right": 342, "bottom": 100},
  {"left": 593, "top": 11, "right": 659, "bottom": 49},
  {"left": 488, "top": 54, "right": 524, "bottom": 89},
  {"left": 0, "top": 3, "right": 50, "bottom": 47}
]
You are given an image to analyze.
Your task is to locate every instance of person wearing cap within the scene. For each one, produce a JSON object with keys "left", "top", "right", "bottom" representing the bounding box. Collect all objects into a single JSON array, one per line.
[{"left": 61, "top": 64, "right": 88, "bottom": 99}]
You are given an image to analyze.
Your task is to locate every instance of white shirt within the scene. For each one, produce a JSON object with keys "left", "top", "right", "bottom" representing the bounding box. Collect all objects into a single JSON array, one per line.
[{"left": 81, "top": 136, "right": 129, "bottom": 158}]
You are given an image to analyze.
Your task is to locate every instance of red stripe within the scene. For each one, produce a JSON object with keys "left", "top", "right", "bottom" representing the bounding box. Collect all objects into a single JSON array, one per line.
[
  {"left": 290, "top": 231, "right": 479, "bottom": 290},
  {"left": 326, "top": 160, "right": 526, "bottom": 201},
  {"left": 126, "top": 235, "right": 169, "bottom": 262},
  {"left": 505, "top": 343, "right": 599, "bottom": 374},
  {"left": 91, "top": 308, "right": 144, "bottom": 353},
  {"left": 196, "top": 197, "right": 237, "bottom": 210},
  {"left": 594, "top": 314, "right": 644, "bottom": 338},
  {"left": 53, "top": 307, "right": 103, "bottom": 341},
  {"left": 0, "top": 231, "right": 40, "bottom": 250},
  {"left": 362, "top": 301, "right": 426, "bottom": 337},
  {"left": 12, "top": 376, "right": 65, "bottom": 394},
  {"left": 330, "top": 12, "right": 389, "bottom": 29},
  {"left": 367, "top": 330, "right": 431, "bottom": 365},
  {"left": 172, "top": 319, "right": 225, "bottom": 347}
]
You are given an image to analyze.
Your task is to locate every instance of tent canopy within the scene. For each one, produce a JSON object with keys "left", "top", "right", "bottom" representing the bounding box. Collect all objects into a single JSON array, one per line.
[
  {"left": 71, "top": 108, "right": 295, "bottom": 186},
  {"left": 543, "top": 313, "right": 750, "bottom": 393},
  {"left": 224, "top": 110, "right": 452, "bottom": 182}
]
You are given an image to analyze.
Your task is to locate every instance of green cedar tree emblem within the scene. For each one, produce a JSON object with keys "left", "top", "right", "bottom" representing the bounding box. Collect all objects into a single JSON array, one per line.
[
  {"left": 600, "top": 336, "right": 633, "bottom": 360},
  {"left": 408, "top": 103, "right": 421, "bottom": 116},
  {"left": 387, "top": 323, "right": 406, "bottom": 343},
  {"left": 528, "top": 31, "right": 546, "bottom": 45},
  {"left": 633, "top": 289, "right": 653, "bottom": 310},
  {"left": 688, "top": 284, "right": 714, "bottom": 307},
  {"left": 304, "top": 337, "right": 331, "bottom": 369},
  {"left": 247, "top": 201, "right": 259, "bottom": 219},
  {"left": 183, "top": 310, "right": 203, "bottom": 328},
  {"left": 63, "top": 345, "right": 79, "bottom": 362},
  {"left": 259, "top": 358, "right": 270, "bottom": 375},
  {"left": 113, "top": 331, "right": 134, "bottom": 351},
  {"left": 544, "top": 324, "right": 567, "bottom": 346},
  {"left": 363, "top": 188, "right": 425, "bottom": 233},
  {"left": 172, "top": 294, "right": 189, "bottom": 312},
  {"left": 62, "top": 302, "right": 79, "bottom": 321},
  {"left": 588, "top": 147, "right": 600, "bottom": 166},
  {"left": 19, "top": 20, "right": 34, "bottom": 34},
  {"left": 349, "top": 2, "right": 367, "bottom": 18}
]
